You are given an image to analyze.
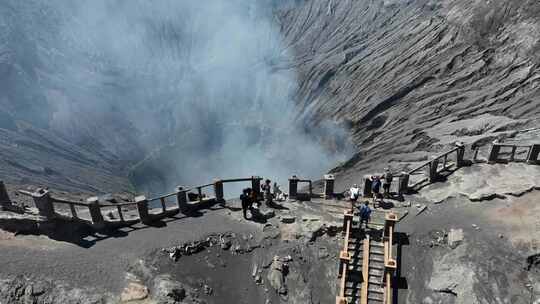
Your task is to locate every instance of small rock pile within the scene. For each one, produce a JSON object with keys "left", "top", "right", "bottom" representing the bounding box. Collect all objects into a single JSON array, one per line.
[
  {"left": 265, "top": 255, "right": 293, "bottom": 298},
  {"left": 162, "top": 232, "right": 259, "bottom": 261}
]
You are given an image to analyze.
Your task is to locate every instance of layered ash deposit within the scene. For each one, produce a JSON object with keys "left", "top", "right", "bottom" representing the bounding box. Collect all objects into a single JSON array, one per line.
[{"left": 278, "top": 0, "right": 540, "bottom": 186}]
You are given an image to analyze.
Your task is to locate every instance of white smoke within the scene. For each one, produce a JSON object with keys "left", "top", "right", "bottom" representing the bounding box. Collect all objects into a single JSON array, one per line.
[{"left": 2, "top": 0, "right": 352, "bottom": 196}]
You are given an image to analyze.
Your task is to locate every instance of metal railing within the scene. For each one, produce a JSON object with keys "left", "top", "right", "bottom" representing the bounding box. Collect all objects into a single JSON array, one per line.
[
  {"left": 16, "top": 176, "right": 263, "bottom": 228},
  {"left": 488, "top": 143, "right": 539, "bottom": 164}
]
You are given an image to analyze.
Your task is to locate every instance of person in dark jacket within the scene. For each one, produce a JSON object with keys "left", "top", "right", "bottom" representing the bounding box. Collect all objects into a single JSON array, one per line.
[
  {"left": 382, "top": 168, "right": 393, "bottom": 198},
  {"left": 358, "top": 201, "right": 372, "bottom": 229},
  {"left": 240, "top": 188, "right": 253, "bottom": 219},
  {"left": 371, "top": 176, "right": 381, "bottom": 205}
]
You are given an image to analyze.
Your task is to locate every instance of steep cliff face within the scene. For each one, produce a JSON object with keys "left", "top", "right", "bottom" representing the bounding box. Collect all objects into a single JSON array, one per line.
[
  {"left": 1, "top": 0, "right": 539, "bottom": 193},
  {"left": 278, "top": 0, "right": 540, "bottom": 183}
]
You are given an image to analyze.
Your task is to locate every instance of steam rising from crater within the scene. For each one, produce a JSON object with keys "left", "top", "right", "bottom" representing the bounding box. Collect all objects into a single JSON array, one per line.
[{"left": 1, "top": 0, "right": 352, "bottom": 195}]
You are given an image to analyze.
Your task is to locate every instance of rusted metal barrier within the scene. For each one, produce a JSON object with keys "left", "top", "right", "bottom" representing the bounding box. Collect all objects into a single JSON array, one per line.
[
  {"left": 324, "top": 174, "right": 335, "bottom": 199},
  {"left": 396, "top": 142, "right": 466, "bottom": 191},
  {"left": 16, "top": 176, "right": 267, "bottom": 228},
  {"left": 20, "top": 188, "right": 56, "bottom": 220},
  {"left": 289, "top": 175, "right": 312, "bottom": 201},
  {"left": 488, "top": 142, "right": 539, "bottom": 164}
]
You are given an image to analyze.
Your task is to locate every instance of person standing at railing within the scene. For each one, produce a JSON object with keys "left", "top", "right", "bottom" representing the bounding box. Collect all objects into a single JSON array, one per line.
[
  {"left": 261, "top": 179, "right": 273, "bottom": 206},
  {"left": 272, "top": 182, "right": 284, "bottom": 201},
  {"left": 371, "top": 176, "right": 381, "bottom": 206},
  {"left": 348, "top": 184, "right": 360, "bottom": 209},
  {"left": 381, "top": 168, "right": 393, "bottom": 198},
  {"left": 240, "top": 188, "right": 253, "bottom": 220}
]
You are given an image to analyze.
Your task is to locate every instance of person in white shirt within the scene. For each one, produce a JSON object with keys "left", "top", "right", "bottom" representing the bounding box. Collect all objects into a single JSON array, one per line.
[{"left": 349, "top": 184, "right": 360, "bottom": 209}]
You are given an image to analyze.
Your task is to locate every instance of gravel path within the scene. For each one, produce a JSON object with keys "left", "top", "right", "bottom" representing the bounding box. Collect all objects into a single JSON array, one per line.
[{"left": 0, "top": 204, "right": 260, "bottom": 293}]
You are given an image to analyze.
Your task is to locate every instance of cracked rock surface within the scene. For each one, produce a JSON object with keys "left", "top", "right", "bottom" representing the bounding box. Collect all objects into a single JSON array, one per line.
[{"left": 419, "top": 163, "right": 540, "bottom": 202}]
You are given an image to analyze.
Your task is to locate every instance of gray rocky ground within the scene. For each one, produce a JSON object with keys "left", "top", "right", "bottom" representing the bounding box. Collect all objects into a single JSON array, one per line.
[
  {"left": 398, "top": 164, "right": 540, "bottom": 304},
  {"left": 0, "top": 192, "right": 350, "bottom": 303},
  {"left": 1, "top": 163, "right": 539, "bottom": 303}
]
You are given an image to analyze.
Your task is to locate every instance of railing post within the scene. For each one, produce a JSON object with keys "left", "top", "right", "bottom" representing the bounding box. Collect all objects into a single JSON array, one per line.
[
  {"left": 337, "top": 210, "right": 353, "bottom": 304},
  {"left": 117, "top": 205, "right": 125, "bottom": 222},
  {"left": 214, "top": 179, "right": 224, "bottom": 203},
  {"left": 429, "top": 157, "right": 439, "bottom": 182},
  {"left": 32, "top": 188, "right": 55, "bottom": 220},
  {"left": 362, "top": 175, "right": 372, "bottom": 197},
  {"left": 455, "top": 141, "right": 465, "bottom": 167},
  {"left": 473, "top": 147, "right": 480, "bottom": 162},
  {"left": 527, "top": 144, "right": 540, "bottom": 164},
  {"left": 135, "top": 195, "right": 151, "bottom": 224},
  {"left": 87, "top": 197, "right": 104, "bottom": 228},
  {"left": 0, "top": 181, "right": 11, "bottom": 209},
  {"left": 176, "top": 186, "right": 189, "bottom": 213},
  {"left": 443, "top": 154, "right": 447, "bottom": 169},
  {"left": 288, "top": 175, "right": 299, "bottom": 200},
  {"left": 510, "top": 146, "right": 517, "bottom": 162},
  {"left": 324, "top": 174, "right": 335, "bottom": 199},
  {"left": 342, "top": 210, "right": 353, "bottom": 233},
  {"left": 159, "top": 197, "right": 166, "bottom": 212},
  {"left": 197, "top": 187, "right": 203, "bottom": 203},
  {"left": 69, "top": 204, "right": 78, "bottom": 219},
  {"left": 398, "top": 172, "right": 409, "bottom": 196},
  {"left": 383, "top": 213, "right": 397, "bottom": 298},
  {"left": 488, "top": 142, "right": 501, "bottom": 163},
  {"left": 251, "top": 176, "right": 261, "bottom": 200}
]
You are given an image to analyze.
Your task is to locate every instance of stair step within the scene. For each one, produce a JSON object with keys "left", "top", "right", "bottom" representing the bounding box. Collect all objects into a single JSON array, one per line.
[
  {"left": 369, "top": 269, "right": 384, "bottom": 276},
  {"left": 369, "top": 264, "right": 384, "bottom": 271},
  {"left": 368, "top": 293, "right": 384, "bottom": 301},
  {"left": 369, "top": 256, "right": 385, "bottom": 263},
  {"left": 368, "top": 286, "right": 384, "bottom": 294}
]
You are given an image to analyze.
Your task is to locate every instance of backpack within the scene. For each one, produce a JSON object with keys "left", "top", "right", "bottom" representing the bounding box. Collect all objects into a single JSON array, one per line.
[{"left": 359, "top": 205, "right": 371, "bottom": 218}]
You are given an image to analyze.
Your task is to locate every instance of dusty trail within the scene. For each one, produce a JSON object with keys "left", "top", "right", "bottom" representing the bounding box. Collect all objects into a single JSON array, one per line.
[{"left": 0, "top": 205, "right": 259, "bottom": 293}]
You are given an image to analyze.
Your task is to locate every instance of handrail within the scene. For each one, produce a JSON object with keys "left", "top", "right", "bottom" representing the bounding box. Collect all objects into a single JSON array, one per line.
[
  {"left": 147, "top": 191, "right": 178, "bottom": 202},
  {"left": 408, "top": 146, "right": 459, "bottom": 174},
  {"left": 360, "top": 235, "right": 370, "bottom": 304},
  {"left": 338, "top": 219, "right": 351, "bottom": 299},
  {"left": 99, "top": 201, "right": 138, "bottom": 207},
  {"left": 18, "top": 190, "right": 89, "bottom": 207},
  {"left": 495, "top": 144, "right": 532, "bottom": 148},
  {"left": 336, "top": 212, "right": 353, "bottom": 304},
  {"left": 221, "top": 177, "right": 259, "bottom": 183},
  {"left": 17, "top": 190, "right": 34, "bottom": 196},
  {"left": 196, "top": 182, "right": 215, "bottom": 189},
  {"left": 17, "top": 176, "right": 260, "bottom": 210},
  {"left": 51, "top": 197, "right": 88, "bottom": 207}
]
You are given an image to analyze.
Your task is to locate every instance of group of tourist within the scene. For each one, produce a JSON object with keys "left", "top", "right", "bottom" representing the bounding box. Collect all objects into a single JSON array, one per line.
[
  {"left": 240, "top": 179, "right": 287, "bottom": 220},
  {"left": 238, "top": 168, "right": 395, "bottom": 225},
  {"left": 347, "top": 168, "right": 394, "bottom": 228}
]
